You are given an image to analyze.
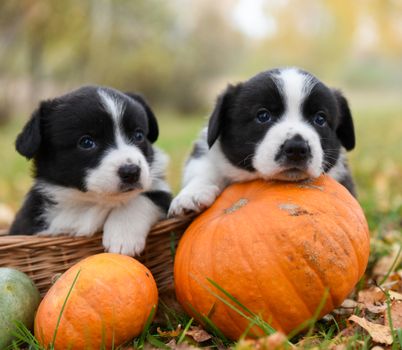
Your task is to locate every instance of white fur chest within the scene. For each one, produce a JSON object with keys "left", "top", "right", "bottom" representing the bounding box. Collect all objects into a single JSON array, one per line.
[{"left": 36, "top": 182, "right": 133, "bottom": 236}]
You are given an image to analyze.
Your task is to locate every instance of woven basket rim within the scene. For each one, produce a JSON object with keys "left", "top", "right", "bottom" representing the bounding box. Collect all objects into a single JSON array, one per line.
[
  {"left": 0, "top": 214, "right": 195, "bottom": 296},
  {"left": 0, "top": 214, "right": 194, "bottom": 240}
]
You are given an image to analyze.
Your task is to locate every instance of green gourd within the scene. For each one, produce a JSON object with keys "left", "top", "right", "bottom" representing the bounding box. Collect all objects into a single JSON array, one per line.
[{"left": 0, "top": 268, "right": 41, "bottom": 349}]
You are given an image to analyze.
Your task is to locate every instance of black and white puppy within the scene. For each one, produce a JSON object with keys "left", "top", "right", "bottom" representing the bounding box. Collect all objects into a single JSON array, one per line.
[
  {"left": 10, "top": 86, "right": 172, "bottom": 256},
  {"left": 169, "top": 67, "right": 356, "bottom": 217}
]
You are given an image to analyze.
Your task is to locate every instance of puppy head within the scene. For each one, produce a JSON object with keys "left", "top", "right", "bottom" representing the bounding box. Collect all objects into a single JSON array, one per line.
[
  {"left": 16, "top": 86, "right": 159, "bottom": 198},
  {"left": 208, "top": 67, "right": 355, "bottom": 181}
]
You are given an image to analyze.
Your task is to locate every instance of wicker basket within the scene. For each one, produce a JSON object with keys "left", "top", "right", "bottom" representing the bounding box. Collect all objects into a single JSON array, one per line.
[{"left": 0, "top": 216, "right": 194, "bottom": 296}]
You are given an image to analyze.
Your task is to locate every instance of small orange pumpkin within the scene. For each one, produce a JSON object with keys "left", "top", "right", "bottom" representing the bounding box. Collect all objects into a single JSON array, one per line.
[
  {"left": 34, "top": 253, "right": 158, "bottom": 350},
  {"left": 174, "top": 176, "right": 370, "bottom": 340}
]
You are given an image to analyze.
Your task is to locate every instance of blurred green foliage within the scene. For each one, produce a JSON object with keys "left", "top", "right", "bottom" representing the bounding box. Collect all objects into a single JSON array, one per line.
[{"left": 0, "top": 0, "right": 401, "bottom": 114}]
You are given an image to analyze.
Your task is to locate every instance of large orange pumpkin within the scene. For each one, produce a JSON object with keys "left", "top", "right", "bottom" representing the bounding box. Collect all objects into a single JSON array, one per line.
[
  {"left": 174, "top": 176, "right": 370, "bottom": 340},
  {"left": 34, "top": 253, "right": 158, "bottom": 350}
]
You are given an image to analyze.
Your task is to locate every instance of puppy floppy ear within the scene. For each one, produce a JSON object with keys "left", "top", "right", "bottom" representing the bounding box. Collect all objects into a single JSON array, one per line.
[
  {"left": 125, "top": 92, "right": 159, "bottom": 143},
  {"left": 333, "top": 90, "right": 355, "bottom": 151},
  {"left": 15, "top": 102, "right": 47, "bottom": 159},
  {"left": 207, "top": 83, "right": 241, "bottom": 148}
]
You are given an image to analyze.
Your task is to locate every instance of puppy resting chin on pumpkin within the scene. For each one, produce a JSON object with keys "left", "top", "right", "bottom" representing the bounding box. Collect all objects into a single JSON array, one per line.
[{"left": 169, "top": 67, "right": 356, "bottom": 217}]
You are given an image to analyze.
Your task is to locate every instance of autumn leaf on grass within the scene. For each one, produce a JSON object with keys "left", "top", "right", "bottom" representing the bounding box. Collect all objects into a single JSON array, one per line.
[
  {"left": 235, "top": 332, "right": 288, "bottom": 350},
  {"left": 348, "top": 315, "right": 393, "bottom": 345},
  {"left": 333, "top": 299, "right": 358, "bottom": 316},
  {"left": 384, "top": 300, "right": 402, "bottom": 329},
  {"left": 185, "top": 326, "right": 212, "bottom": 343},
  {"left": 389, "top": 290, "right": 402, "bottom": 301},
  {"left": 357, "top": 287, "right": 387, "bottom": 313},
  {"left": 373, "top": 245, "right": 402, "bottom": 285},
  {"left": 157, "top": 325, "right": 182, "bottom": 337}
]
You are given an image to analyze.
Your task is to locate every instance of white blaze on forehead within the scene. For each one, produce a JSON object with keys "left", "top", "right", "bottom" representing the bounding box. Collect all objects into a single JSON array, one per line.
[
  {"left": 273, "top": 68, "right": 317, "bottom": 119},
  {"left": 98, "top": 88, "right": 128, "bottom": 147},
  {"left": 98, "top": 89, "right": 126, "bottom": 123},
  {"left": 83, "top": 89, "right": 152, "bottom": 194}
]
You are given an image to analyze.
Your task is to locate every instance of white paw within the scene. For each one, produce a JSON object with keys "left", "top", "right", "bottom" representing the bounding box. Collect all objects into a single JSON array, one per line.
[
  {"left": 102, "top": 195, "right": 162, "bottom": 256},
  {"left": 102, "top": 225, "right": 147, "bottom": 256},
  {"left": 168, "top": 184, "right": 220, "bottom": 217}
]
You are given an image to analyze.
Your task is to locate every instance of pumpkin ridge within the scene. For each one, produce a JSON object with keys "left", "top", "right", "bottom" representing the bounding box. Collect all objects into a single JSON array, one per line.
[
  {"left": 52, "top": 308, "right": 82, "bottom": 348},
  {"left": 276, "top": 218, "right": 334, "bottom": 304},
  {"left": 178, "top": 229, "right": 196, "bottom": 313},
  {"left": 294, "top": 240, "right": 336, "bottom": 309},
  {"left": 228, "top": 223, "right": 278, "bottom": 334},
  {"left": 237, "top": 228, "right": 287, "bottom": 324},
  {"left": 297, "top": 207, "right": 343, "bottom": 307},
  {"left": 308, "top": 215, "right": 359, "bottom": 304},
  {"left": 321, "top": 217, "right": 360, "bottom": 278},
  {"left": 210, "top": 217, "right": 247, "bottom": 336},
  {"left": 346, "top": 208, "right": 370, "bottom": 276},
  {"left": 262, "top": 242, "right": 316, "bottom": 318},
  {"left": 324, "top": 185, "right": 367, "bottom": 231},
  {"left": 306, "top": 208, "right": 359, "bottom": 277},
  {"left": 261, "top": 216, "right": 325, "bottom": 318},
  {"left": 186, "top": 219, "right": 224, "bottom": 327},
  {"left": 327, "top": 210, "right": 365, "bottom": 275},
  {"left": 60, "top": 290, "right": 104, "bottom": 343}
]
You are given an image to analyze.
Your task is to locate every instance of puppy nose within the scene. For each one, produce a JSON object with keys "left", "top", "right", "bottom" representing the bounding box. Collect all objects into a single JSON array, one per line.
[
  {"left": 118, "top": 164, "right": 141, "bottom": 184},
  {"left": 281, "top": 136, "right": 311, "bottom": 162}
]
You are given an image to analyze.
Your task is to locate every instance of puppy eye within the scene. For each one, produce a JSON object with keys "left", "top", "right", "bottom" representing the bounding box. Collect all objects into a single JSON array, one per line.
[
  {"left": 256, "top": 108, "right": 272, "bottom": 124},
  {"left": 78, "top": 135, "right": 96, "bottom": 150},
  {"left": 134, "top": 129, "right": 145, "bottom": 142},
  {"left": 313, "top": 112, "right": 327, "bottom": 127}
]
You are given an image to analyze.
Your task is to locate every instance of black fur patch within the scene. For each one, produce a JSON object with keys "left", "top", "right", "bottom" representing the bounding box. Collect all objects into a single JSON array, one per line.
[
  {"left": 189, "top": 140, "right": 208, "bottom": 159},
  {"left": 301, "top": 82, "right": 342, "bottom": 172},
  {"left": 210, "top": 71, "right": 286, "bottom": 171},
  {"left": 143, "top": 191, "right": 172, "bottom": 213},
  {"left": 9, "top": 187, "right": 52, "bottom": 235}
]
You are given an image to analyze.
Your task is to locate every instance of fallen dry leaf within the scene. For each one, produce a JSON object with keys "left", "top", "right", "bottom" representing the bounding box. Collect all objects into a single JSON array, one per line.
[
  {"left": 185, "top": 326, "right": 212, "bottom": 343},
  {"left": 235, "top": 332, "right": 288, "bottom": 350},
  {"left": 157, "top": 325, "right": 182, "bottom": 337},
  {"left": 389, "top": 290, "right": 402, "bottom": 301},
  {"left": 333, "top": 299, "right": 358, "bottom": 315},
  {"left": 384, "top": 300, "right": 402, "bottom": 329},
  {"left": 357, "top": 287, "right": 387, "bottom": 313},
  {"left": 348, "top": 315, "right": 393, "bottom": 345},
  {"left": 329, "top": 339, "right": 365, "bottom": 350},
  {"left": 373, "top": 245, "right": 402, "bottom": 284}
]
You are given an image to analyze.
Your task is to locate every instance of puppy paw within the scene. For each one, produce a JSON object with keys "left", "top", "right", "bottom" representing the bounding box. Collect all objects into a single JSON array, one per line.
[
  {"left": 168, "top": 184, "right": 220, "bottom": 217},
  {"left": 102, "top": 225, "right": 147, "bottom": 256},
  {"left": 102, "top": 195, "right": 162, "bottom": 256}
]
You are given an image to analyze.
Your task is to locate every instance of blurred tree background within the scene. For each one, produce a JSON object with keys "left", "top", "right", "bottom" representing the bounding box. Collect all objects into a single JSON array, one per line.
[
  {"left": 0, "top": 0, "right": 401, "bottom": 228},
  {"left": 1, "top": 0, "right": 401, "bottom": 116}
]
